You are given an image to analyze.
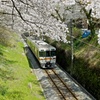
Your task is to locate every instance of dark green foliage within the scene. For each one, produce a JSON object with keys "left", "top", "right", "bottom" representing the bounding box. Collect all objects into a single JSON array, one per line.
[
  {"left": 45, "top": 36, "right": 100, "bottom": 100},
  {"left": 0, "top": 45, "right": 4, "bottom": 56},
  {"left": 56, "top": 48, "right": 71, "bottom": 71},
  {"left": 73, "top": 57, "right": 100, "bottom": 100},
  {"left": 72, "top": 27, "right": 82, "bottom": 38},
  {"left": 0, "top": 85, "right": 8, "bottom": 96}
]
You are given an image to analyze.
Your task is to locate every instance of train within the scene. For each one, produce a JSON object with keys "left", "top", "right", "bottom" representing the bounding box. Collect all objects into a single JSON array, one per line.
[{"left": 26, "top": 36, "right": 56, "bottom": 68}]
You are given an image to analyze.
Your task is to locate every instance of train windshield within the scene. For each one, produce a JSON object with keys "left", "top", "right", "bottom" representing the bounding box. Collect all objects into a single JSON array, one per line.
[
  {"left": 46, "top": 51, "right": 51, "bottom": 57},
  {"left": 39, "top": 51, "right": 56, "bottom": 57},
  {"left": 46, "top": 51, "right": 56, "bottom": 57},
  {"left": 39, "top": 51, "right": 46, "bottom": 57},
  {"left": 51, "top": 51, "right": 56, "bottom": 56}
]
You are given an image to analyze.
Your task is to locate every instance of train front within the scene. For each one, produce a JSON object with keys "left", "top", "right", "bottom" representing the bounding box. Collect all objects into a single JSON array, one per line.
[{"left": 39, "top": 47, "right": 56, "bottom": 68}]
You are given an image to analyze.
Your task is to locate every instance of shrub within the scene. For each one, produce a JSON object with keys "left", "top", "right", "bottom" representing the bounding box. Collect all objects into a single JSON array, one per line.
[{"left": 0, "top": 26, "right": 16, "bottom": 47}]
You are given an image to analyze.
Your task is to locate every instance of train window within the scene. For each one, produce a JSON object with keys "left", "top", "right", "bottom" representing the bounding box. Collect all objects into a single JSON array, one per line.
[
  {"left": 51, "top": 51, "right": 56, "bottom": 56},
  {"left": 46, "top": 51, "right": 56, "bottom": 57},
  {"left": 39, "top": 51, "right": 46, "bottom": 57},
  {"left": 46, "top": 51, "right": 51, "bottom": 57}
]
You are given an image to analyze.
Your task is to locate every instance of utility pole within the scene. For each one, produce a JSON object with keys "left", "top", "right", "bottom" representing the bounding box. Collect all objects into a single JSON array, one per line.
[{"left": 70, "top": 19, "right": 74, "bottom": 75}]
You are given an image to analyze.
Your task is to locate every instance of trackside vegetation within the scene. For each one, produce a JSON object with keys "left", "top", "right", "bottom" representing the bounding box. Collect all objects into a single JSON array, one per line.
[
  {"left": 45, "top": 28, "right": 100, "bottom": 100},
  {"left": 0, "top": 27, "right": 45, "bottom": 100}
]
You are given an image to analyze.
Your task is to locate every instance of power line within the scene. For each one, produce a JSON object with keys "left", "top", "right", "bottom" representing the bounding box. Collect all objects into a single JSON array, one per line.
[{"left": 67, "top": 33, "right": 100, "bottom": 52}]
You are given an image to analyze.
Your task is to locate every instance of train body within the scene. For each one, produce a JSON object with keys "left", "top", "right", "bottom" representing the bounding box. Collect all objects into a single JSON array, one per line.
[{"left": 26, "top": 36, "right": 56, "bottom": 68}]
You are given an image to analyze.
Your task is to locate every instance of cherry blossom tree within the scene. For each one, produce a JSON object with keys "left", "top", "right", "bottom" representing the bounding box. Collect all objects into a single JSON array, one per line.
[
  {"left": 60, "top": 0, "right": 100, "bottom": 44},
  {"left": 0, "top": 0, "right": 100, "bottom": 44},
  {"left": 0, "top": 0, "right": 69, "bottom": 42},
  {"left": 74, "top": 0, "right": 100, "bottom": 39}
]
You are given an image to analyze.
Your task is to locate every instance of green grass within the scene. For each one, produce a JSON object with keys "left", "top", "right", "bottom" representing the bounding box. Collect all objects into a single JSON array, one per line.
[{"left": 0, "top": 39, "right": 45, "bottom": 100}]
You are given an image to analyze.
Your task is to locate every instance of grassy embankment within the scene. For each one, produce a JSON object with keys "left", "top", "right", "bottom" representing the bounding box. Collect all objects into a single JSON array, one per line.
[{"left": 0, "top": 26, "right": 45, "bottom": 100}]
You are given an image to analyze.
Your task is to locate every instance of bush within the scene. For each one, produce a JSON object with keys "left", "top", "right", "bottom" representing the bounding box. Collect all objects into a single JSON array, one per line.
[
  {"left": 0, "top": 26, "right": 16, "bottom": 47},
  {"left": 45, "top": 35, "right": 100, "bottom": 100},
  {"left": 73, "top": 57, "right": 100, "bottom": 100},
  {"left": 73, "top": 27, "right": 82, "bottom": 38}
]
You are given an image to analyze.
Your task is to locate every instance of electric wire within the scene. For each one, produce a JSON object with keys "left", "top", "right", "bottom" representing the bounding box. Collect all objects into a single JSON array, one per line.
[{"left": 66, "top": 33, "right": 100, "bottom": 52}]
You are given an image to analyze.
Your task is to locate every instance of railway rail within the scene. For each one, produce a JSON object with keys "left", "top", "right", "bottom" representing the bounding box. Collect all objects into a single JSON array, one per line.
[{"left": 45, "top": 69, "right": 79, "bottom": 100}]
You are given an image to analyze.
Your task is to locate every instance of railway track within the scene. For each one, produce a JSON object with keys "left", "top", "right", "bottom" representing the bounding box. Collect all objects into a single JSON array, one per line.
[
  {"left": 22, "top": 35, "right": 96, "bottom": 100},
  {"left": 45, "top": 69, "right": 79, "bottom": 100}
]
